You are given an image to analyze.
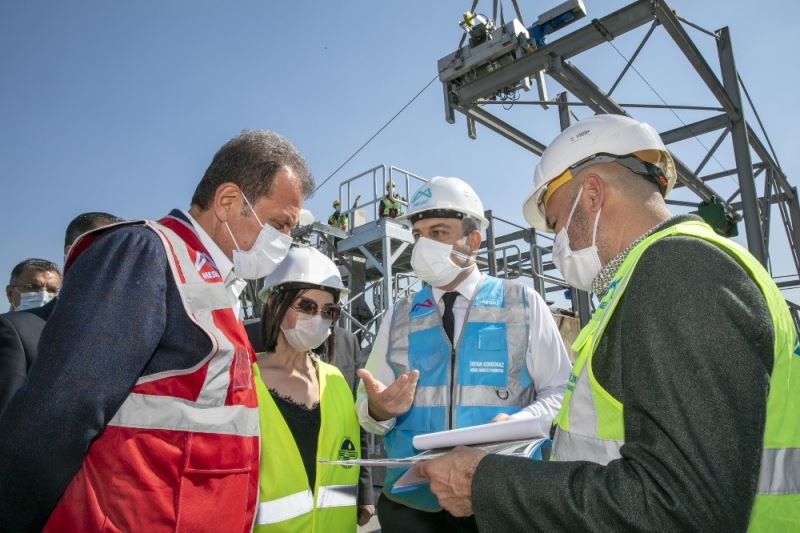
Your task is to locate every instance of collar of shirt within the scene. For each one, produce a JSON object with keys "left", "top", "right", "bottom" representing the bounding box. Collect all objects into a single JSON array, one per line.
[
  {"left": 182, "top": 210, "right": 247, "bottom": 300},
  {"left": 591, "top": 215, "right": 692, "bottom": 298},
  {"left": 431, "top": 266, "right": 481, "bottom": 304}
]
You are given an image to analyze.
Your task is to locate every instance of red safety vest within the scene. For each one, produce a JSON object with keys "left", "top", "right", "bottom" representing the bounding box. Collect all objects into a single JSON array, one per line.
[{"left": 45, "top": 214, "right": 260, "bottom": 532}]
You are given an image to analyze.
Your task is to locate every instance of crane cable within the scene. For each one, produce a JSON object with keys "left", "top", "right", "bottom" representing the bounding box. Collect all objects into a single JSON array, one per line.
[{"left": 313, "top": 74, "right": 439, "bottom": 194}]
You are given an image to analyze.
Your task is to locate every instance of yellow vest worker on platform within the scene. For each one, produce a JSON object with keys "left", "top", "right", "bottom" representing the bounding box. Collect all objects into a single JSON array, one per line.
[
  {"left": 417, "top": 114, "right": 800, "bottom": 532},
  {"left": 253, "top": 245, "right": 360, "bottom": 532}
]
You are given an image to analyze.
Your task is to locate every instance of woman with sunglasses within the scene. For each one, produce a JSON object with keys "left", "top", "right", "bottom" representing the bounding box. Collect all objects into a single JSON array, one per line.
[{"left": 252, "top": 245, "right": 360, "bottom": 532}]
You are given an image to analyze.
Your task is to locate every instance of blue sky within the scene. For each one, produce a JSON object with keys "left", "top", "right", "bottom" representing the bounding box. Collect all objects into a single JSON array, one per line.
[{"left": 2, "top": 0, "right": 798, "bottom": 306}]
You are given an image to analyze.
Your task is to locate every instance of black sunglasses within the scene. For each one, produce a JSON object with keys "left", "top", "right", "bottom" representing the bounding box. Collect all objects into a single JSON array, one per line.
[{"left": 291, "top": 297, "right": 341, "bottom": 321}]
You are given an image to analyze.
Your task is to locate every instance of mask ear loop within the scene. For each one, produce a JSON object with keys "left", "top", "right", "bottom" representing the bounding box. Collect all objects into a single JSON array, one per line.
[
  {"left": 224, "top": 222, "right": 242, "bottom": 251},
  {"left": 240, "top": 191, "right": 265, "bottom": 227},
  {"left": 451, "top": 235, "right": 477, "bottom": 267},
  {"left": 590, "top": 208, "right": 602, "bottom": 247},
  {"left": 563, "top": 185, "right": 584, "bottom": 232}
]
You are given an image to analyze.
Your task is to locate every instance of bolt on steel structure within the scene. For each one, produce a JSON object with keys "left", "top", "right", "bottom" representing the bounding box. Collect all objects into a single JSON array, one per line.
[{"left": 438, "top": 0, "right": 800, "bottom": 328}]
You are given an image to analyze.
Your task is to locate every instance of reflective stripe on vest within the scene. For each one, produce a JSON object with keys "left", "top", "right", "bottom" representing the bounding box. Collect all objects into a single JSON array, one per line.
[
  {"left": 107, "top": 393, "right": 259, "bottom": 436},
  {"left": 255, "top": 484, "right": 358, "bottom": 525},
  {"left": 384, "top": 275, "right": 532, "bottom": 511},
  {"left": 106, "top": 218, "right": 258, "bottom": 434},
  {"left": 551, "top": 220, "right": 800, "bottom": 530},
  {"left": 256, "top": 490, "right": 314, "bottom": 525},
  {"left": 253, "top": 360, "right": 359, "bottom": 532},
  {"left": 44, "top": 215, "right": 260, "bottom": 532}
]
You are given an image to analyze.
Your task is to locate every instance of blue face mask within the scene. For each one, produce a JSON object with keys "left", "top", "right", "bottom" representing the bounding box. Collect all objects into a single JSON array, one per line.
[{"left": 15, "top": 290, "right": 55, "bottom": 311}]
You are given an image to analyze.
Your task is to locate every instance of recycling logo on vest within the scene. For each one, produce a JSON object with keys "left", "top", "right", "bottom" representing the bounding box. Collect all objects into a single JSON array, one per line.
[{"left": 337, "top": 437, "right": 357, "bottom": 469}]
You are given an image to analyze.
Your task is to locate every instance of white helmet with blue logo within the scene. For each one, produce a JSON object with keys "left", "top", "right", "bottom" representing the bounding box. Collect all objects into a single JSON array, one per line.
[{"left": 403, "top": 176, "right": 489, "bottom": 230}]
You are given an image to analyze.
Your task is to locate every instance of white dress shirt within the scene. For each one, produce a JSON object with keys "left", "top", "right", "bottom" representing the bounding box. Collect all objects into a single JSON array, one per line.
[
  {"left": 357, "top": 267, "right": 572, "bottom": 438},
  {"left": 184, "top": 211, "right": 248, "bottom": 315}
]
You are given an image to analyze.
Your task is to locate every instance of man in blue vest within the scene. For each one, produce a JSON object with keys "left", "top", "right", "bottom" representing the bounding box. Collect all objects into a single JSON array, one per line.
[
  {"left": 416, "top": 115, "right": 799, "bottom": 532},
  {"left": 357, "top": 176, "right": 571, "bottom": 533}
]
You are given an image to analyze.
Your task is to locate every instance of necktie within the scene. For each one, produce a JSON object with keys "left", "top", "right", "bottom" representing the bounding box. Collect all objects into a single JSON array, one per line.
[{"left": 442, "top": 291, "right": 459, "bottom": 345}]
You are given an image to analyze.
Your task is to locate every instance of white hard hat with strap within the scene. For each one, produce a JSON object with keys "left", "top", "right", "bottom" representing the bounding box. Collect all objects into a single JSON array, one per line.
[{"left": 522, "top": 114, "right": 677, "bottom": 232}]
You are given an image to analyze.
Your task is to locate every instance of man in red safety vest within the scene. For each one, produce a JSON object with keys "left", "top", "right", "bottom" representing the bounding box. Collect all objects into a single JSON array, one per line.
[{"left": 0, "top": 130, "right": 315, "bottom": 532}]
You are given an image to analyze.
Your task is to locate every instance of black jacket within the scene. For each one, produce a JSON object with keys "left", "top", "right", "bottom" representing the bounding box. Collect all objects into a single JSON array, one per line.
[{"left": 0, "top": 298, "right": 56, "bottom": 416}]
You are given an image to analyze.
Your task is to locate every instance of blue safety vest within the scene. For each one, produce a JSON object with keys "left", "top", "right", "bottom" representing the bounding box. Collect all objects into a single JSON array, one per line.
[{"left": 383, "top": 275, "right": 533, "bottom": 511}]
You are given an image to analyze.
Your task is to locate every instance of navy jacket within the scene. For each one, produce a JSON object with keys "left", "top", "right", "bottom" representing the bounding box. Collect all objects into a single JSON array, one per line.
[{"left": 0, "top": 210, "right": 213, "bottom": 532}]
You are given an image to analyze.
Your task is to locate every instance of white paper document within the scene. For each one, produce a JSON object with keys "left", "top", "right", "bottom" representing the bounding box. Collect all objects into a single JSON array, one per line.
[
  {"left": 412, "top": 417, "right": 546, "bottom": 450},
  {"left": 318, "top": 437, "right": 551, "bottom": 469}
]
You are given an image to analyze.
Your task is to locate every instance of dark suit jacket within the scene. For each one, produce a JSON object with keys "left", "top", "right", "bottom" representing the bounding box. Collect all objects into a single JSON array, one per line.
[
  {"left": 243, "top": 321, "right": 375, "bottom": 506},
  {"left": 0, "top": 298, "right": 56, "bottom": 416}
]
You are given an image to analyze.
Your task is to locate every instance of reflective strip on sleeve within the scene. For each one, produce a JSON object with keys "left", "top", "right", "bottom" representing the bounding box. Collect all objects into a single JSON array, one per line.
[
  {"left": 255, "top": 489, "right": 314, "bottom": 525},
  {"left": 316, "top": 484, "right": 358, "bottom": 509},
  {"left": 568, "top": 365, "right": 597, "bottom": 434},
  {"left": 552, "top": 428, "right": 622, "bottom": 465},
  {"left": 758, "top": 447, "right": 800, "bottom": 495},
  {"left": 107, "top": 393, "right": 259, "bottom": 436}
]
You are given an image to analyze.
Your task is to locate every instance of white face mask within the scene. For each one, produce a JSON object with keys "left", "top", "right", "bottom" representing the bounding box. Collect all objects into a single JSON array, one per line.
[
  {"left": 551, "top": 186, "right": 602, "bottom": 292},
  {"left": 411, "top": 236, "right": 472, "bottom": 288},
  {"left": 15, "top": 290, "right": 55, "bottom": 311},
  {"left": 281, "top": 313, "right": 332, "bottom": 352},
  {"left": 225, "top": 193, "right": 294, "bottom": 280}
]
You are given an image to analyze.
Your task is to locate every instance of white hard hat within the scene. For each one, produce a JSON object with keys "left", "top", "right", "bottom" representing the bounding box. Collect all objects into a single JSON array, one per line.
[
  {"left": 298, "top": 208, "right": 315, "bottom": 227},
  {"left": 402, "top": 176, "right": 489, "bottom": 230},
  {"left": 522, "top": 114, "right": 677, "bottom": 232},
  {"left": 260, "top": 245, "right": 348, "bottom": 301}
]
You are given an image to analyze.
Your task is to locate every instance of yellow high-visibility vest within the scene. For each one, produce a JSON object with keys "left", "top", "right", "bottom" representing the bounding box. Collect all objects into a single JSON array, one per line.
[
  {"left": 253, "top": 358, "right": 360, "bottom": 532},
  {"left": 552, "top": 220, "right": 800, "bottom": 532}
]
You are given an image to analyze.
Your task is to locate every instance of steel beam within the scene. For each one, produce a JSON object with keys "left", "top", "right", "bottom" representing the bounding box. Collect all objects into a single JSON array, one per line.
[
  {"left": 530, "top": 232, "right": 546, "bottom": 297},
  {"left": 659, "top": 113, "right": 729, "bottom": 145},
  {"left": 381, "top": 234, "right": 393, "bottom": 316},
  {"left": 456, "top": 104, "right": 548, "bottom": 155},
  {"left": 746, "top": 123, "right": 794, "bottom": 199},
  {"left": 652, "top": 2, "right": 740, "bottom": 120},
  {"left": 717, "top": 26, "right": 766, "bottom": 264},
  {"left": 549, "top": 59, "right": 626, "bottom": 115},
  {"left": 693, "top": 127, "right": 729, "bottom": 177},
  {"left": 786, "top": 187, "right": 800, "bottom": 276},
  {"left": 608, "top": 20, "right": 658, "bottom": 96},
  {"left": 485, "top": 210, "right": 498, "bottom": 277},
  {"left": 451, "top": 0, "right": 656, "bottom": 105}
]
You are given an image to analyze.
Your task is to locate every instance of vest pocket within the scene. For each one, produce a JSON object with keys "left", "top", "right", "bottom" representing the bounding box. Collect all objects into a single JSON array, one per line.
[
  {"left": 176, "top": 433, "right": 256, "bottom": 532},
  {"left": 460, "top": 324, "right": 509, "bottom": 388}
]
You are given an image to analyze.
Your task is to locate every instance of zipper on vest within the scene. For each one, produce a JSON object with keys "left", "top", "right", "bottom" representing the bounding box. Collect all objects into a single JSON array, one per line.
[{"left": 448, "top": 346, "right": 456, "bottom": 430}]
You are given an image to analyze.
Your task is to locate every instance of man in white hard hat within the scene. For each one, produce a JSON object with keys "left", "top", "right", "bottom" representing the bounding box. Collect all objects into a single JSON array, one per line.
[
  {"left": 416, "top": 115, "right": 800, "bottom": 532},
  {"left": 357, "top": 176, "right": 571, "bottom": 532}
]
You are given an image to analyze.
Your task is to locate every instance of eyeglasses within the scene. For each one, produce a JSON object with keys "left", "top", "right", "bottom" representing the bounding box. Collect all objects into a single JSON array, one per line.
[{"left": 291, "top": 297, "right": 341, "bottom": 321}]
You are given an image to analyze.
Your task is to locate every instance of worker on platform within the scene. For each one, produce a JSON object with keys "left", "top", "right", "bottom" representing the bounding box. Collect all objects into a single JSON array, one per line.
[
  {"left": 416, "top": 114, "right": 800, "bottom": 532},
  {"left": 378, "top": 180, "right": 405, "bottom": 219},
  {"left": 328, "top": 199, "right": 349, "bottom": 231},
  {"left": 253, "top": 245, "right": 361, "bottom": 532},
  {"left": 357, "top": 176, "right": 572, "bottom": 533}
]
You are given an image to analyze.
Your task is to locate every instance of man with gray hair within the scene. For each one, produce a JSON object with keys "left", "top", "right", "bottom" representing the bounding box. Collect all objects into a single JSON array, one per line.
[
  {"left": 0, "top": 130, "right": 314, "bottom": 531},
  {"left": 357, "top": 176, "right": 571, "bottom": 532}
]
